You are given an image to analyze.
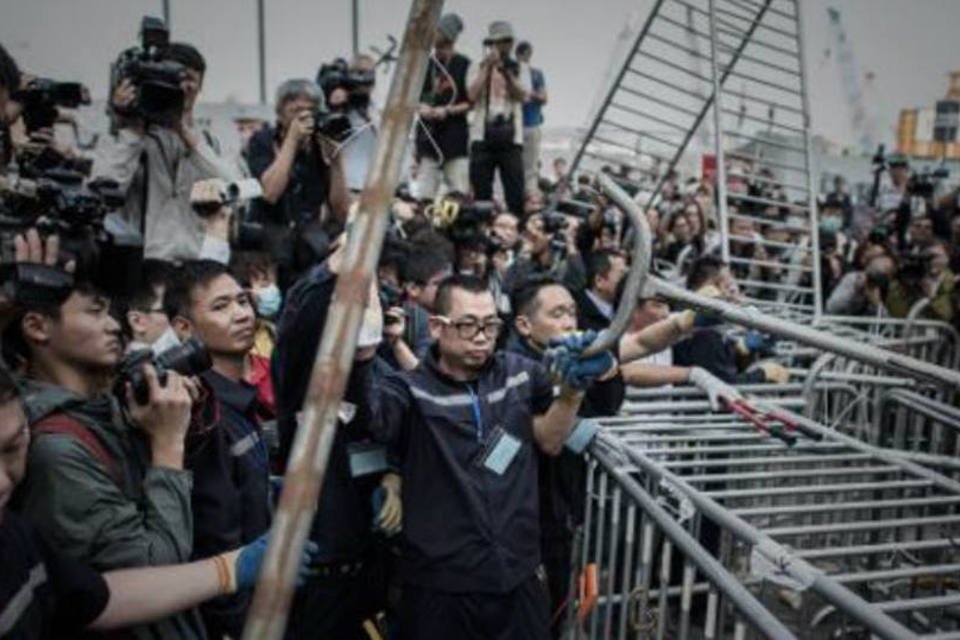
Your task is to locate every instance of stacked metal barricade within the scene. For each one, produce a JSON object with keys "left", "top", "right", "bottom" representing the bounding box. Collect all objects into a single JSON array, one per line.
[{"left": 565, "top": 1, "right": 960, "bottom": 637}]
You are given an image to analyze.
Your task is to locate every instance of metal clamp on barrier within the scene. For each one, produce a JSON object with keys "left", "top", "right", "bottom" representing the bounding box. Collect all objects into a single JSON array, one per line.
[{"left": 565, "top": 418, "right": 600, "bottom": 454}]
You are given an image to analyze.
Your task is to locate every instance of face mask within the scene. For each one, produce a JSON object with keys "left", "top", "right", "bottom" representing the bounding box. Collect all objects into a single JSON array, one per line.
[
  {"left": 151, "top": 326, "right": 182, "bottom": 356},
  {"left": 255, "top": 284, "right": 282, "bottom": 318},
  {"left": 819, "top": 217, "right": 842, "bottom": 234}
]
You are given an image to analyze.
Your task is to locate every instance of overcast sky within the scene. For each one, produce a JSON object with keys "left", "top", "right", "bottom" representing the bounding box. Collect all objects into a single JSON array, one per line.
[{"left": 2, "top": 0, "right": 958, "bottom": 149}]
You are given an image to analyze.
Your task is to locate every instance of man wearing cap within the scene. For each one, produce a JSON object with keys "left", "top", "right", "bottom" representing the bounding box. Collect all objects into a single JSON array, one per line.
[
  {"left": 415, "top": 13, "right": 473, "bottom": 202},
  {"left": 467, "top": 21, "right": 531, "bottom": 215}
]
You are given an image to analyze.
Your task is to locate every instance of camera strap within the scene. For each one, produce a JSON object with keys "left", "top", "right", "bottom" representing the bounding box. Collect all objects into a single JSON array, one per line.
[{"left": 138, "top": 149, "right": 148, "bottom": 237}]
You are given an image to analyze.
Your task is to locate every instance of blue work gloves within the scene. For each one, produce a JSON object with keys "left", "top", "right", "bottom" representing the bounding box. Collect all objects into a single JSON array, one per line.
[
  {"left": 226, "top": 532, "right": 319, "bottom": 592},
  {"left": 739, "top": 330, "right": 776, "bottom": 356},
  {"left": 547, "top": 330, "right": 617, "bottom": 390}
]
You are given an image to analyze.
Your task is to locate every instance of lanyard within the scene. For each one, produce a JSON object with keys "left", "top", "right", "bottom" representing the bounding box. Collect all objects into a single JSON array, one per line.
[{"left": 466, "top": 384, "right": 484, "bottom": 443}]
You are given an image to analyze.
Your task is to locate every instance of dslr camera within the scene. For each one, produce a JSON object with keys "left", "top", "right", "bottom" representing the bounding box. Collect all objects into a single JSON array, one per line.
[
  {"left": 118, "top": 337, "right": 212, "bottom": 406},
  {"left": 110, "top": 16, "right": 186, "bottom": 127},
  {"left": 12, "top": 78, "right": 90, "bottom": 134}
]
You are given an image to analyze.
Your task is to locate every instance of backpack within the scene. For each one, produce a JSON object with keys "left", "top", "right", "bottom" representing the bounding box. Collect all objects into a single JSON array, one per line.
[{"left": 32, "top": 412, "right": 124, "bottom": 487}]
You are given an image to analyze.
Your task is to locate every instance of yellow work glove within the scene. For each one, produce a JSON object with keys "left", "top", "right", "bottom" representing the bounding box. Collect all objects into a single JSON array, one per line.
[{"left": 376, "top": 473, "right": 402, "bottom": 534}]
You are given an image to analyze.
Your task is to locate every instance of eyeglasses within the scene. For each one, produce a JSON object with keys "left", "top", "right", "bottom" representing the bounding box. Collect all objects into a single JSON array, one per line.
[{"left": 436, "top": 316, "right": 504, "bottom": 340}]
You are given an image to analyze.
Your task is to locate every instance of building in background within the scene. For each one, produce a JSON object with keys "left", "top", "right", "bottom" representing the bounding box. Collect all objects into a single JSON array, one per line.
[{"left": 897, "top": 71, "right": 960, "bottom": 160}]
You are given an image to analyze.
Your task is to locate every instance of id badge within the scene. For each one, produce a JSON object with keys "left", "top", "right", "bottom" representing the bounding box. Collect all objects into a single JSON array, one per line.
[
  {"left": 477, "top": 427, "right": 522, "bottom": 476},
  {"left": 347, "top": 441, "right": 389, "bottom": 478}
]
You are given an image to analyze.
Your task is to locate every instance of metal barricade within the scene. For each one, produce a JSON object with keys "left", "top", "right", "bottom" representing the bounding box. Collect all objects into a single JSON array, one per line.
[
  {"left": 570, "top": 0, "right": 822, "bottom": 317},
  {"left": 573, "top": 401, "right": 960, "bottom": 639}
]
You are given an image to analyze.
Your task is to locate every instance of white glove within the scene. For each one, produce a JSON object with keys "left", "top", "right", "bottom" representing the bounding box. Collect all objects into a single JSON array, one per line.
[{"left": 687, "top": 366, "right": 742, "bottom": 411}]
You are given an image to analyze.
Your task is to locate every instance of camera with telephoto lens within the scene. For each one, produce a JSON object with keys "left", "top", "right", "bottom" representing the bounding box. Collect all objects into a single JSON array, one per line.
[
  {"left": 541, "top": 211, "right": 569, "bottom": 255},
  {"left": 12, "top": 78, "right": 90, "bottom": 134},
  {"left": 110, "top": 16, "right": 186, "bottom": 127},
  {"left": 555, "top": 198, "right": 596, "bottom": 218},
  {"left": 118, "top": 337, "right": 212, "bottom": 406},
  {"left": 313, "top": 104, "right": 352, "bottom": 143}
]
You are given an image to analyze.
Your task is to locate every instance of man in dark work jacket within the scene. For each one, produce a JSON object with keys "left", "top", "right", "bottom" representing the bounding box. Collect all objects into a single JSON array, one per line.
[{"left": 508, "top": 275, "right": 624, "bottom": 637}]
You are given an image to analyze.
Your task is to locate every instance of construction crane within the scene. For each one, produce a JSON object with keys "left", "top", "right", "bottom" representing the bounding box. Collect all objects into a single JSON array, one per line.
[{"left": 826, "top": 6, "right": 877, "bottom": 153}]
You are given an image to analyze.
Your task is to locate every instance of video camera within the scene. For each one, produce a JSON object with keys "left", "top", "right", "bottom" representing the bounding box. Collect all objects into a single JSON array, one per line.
[
  {"left": 316, "top": 58, "right": 375, "bottom": 110},
  {"left": 110, "top": 16, "right": 186, "bottom": 127},
  {"left": 0, "top": 168, "right": 143, "bottom": 301},
  {"left": 118, "top": 337, "right": 212, "bottom": 405},
  {"left": 429, "top": 195, "right": 496, "bottom": 246},
  {"left": 12, "top": 78, "right": 90, "bottom": 134},
  {"left": 907, "top": 165, "right": 950, "bottom": 200},
  {"left": 189, "top": 178, "right": 268, "bottom": 252},
  {"left": 15, "top": 143, "right": 93, "bottom": 181}
]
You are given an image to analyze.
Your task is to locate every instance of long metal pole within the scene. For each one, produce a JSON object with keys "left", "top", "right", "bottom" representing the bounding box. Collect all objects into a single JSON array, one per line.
[
  {"left": 708, "top": 0, "right": 731, "bottom": 263},
  {"left": 793, "top": 0, "right": 823, "bottom": 318},
  {"left": 352, "top": 0, "right": 360, "bottom": 56},
  {"left": 653, "top": 278, "right": 960, "bottom": 390},
  {"left": 162, "top": 0, "right": 170, "bottom": 27},
  {"left": 257, "top": 0, "right": 266, "bottom": 104},
  {"left": 241, "top": 2, "right": 442, "bottom": 638}
]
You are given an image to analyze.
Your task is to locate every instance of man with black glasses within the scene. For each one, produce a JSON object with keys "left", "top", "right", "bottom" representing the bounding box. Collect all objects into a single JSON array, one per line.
[{"left": 358, "top": 274, "right": 616, "bottom": 640}]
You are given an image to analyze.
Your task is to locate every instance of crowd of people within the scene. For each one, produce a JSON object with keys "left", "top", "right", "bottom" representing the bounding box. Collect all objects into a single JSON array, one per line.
[{"left": 1, "top": 8, "right": 959, "bottom": 640}]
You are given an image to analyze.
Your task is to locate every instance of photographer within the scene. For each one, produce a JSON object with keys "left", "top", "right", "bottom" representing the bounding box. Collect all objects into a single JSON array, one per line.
[
  {"left": 0, "top": 361, "right": 315, "bottom": 640},
  {"left": 164, "top": 260, "right": 273, "bottom": 639},
  {"left": 414, "top": 13, "right": 472, "bottom": 202},
  {"left": 466, "top": 21, "right": 531, "bottom": 215},
  {"left": 246, "top": 79, "right": 349, "bottom": 287},
  {"left": 516, "top": 41, "right": 547, "bottom": 201},
  {"left": 503, "top": 211, "right": 575, "bottom": 295},
  {"left": 321, "top": 55, "right": 379, "bottom": 194},
  {"left": 3, "top": 231, "right": 203, "bottom": 639},
  {"left": 357, "top": 274, "right": 615, "bottom": 639},
  {"left": 94, "top": 40, "right": 242, "bottom": 262}
]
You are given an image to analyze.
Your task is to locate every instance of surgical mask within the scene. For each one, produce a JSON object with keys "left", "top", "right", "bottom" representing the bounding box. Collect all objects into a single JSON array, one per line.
[
  {"left": 819, "top": 217, "right": 842, "bottom": 234},
  {"left": 151, "top": 326, "right": 182, "bottom": 356},
  {"left": 255, "top": 284, "right": 282, "bottom": 318}
]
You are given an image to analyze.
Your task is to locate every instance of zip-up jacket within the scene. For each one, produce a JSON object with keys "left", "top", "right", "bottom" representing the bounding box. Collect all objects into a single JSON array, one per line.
[
  {"left": 14, "top": 377, "right": 203, "bottom": 640},
  {"left": 360, "top": 346, "right": 555, "bottom": 594}
]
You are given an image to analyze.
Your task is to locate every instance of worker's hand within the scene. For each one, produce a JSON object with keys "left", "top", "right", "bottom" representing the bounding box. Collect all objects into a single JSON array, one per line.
[
  {"left": 220, "top": 533, "right": 319, "bottom": 593},
  {"left": 374, "top": 472, "right": 403, "bottom": 535},
  {"left": 758, "top": 361, "right": 790, "bottom": 384},
  {"left": 736, "top": 331, "right": 776, "bottom": 357},
  {"left": 687, "top": 366, "right": 741, "bottom": 411},
  {"left": 548, "top": 330, "right": 599, "bottom": 356}
]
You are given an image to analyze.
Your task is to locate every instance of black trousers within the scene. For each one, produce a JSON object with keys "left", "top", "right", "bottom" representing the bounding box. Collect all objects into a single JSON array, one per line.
[
  {"left": 400, "top": 574, "right": 550, "bottom": 640},
  {"left": 469, "top": 141, "right": 525, "bottom": 215},
  {"left": 541, "top": 534, "right": 573, "bottom": 639},
  {"left": 284, "top": 559, "right": 384, "bottom": 640}
]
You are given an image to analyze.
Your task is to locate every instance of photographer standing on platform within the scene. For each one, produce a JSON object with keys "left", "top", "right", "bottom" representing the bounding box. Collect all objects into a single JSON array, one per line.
[{"left": 467, "top": 21, "right": 530, "bottom": 216}]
